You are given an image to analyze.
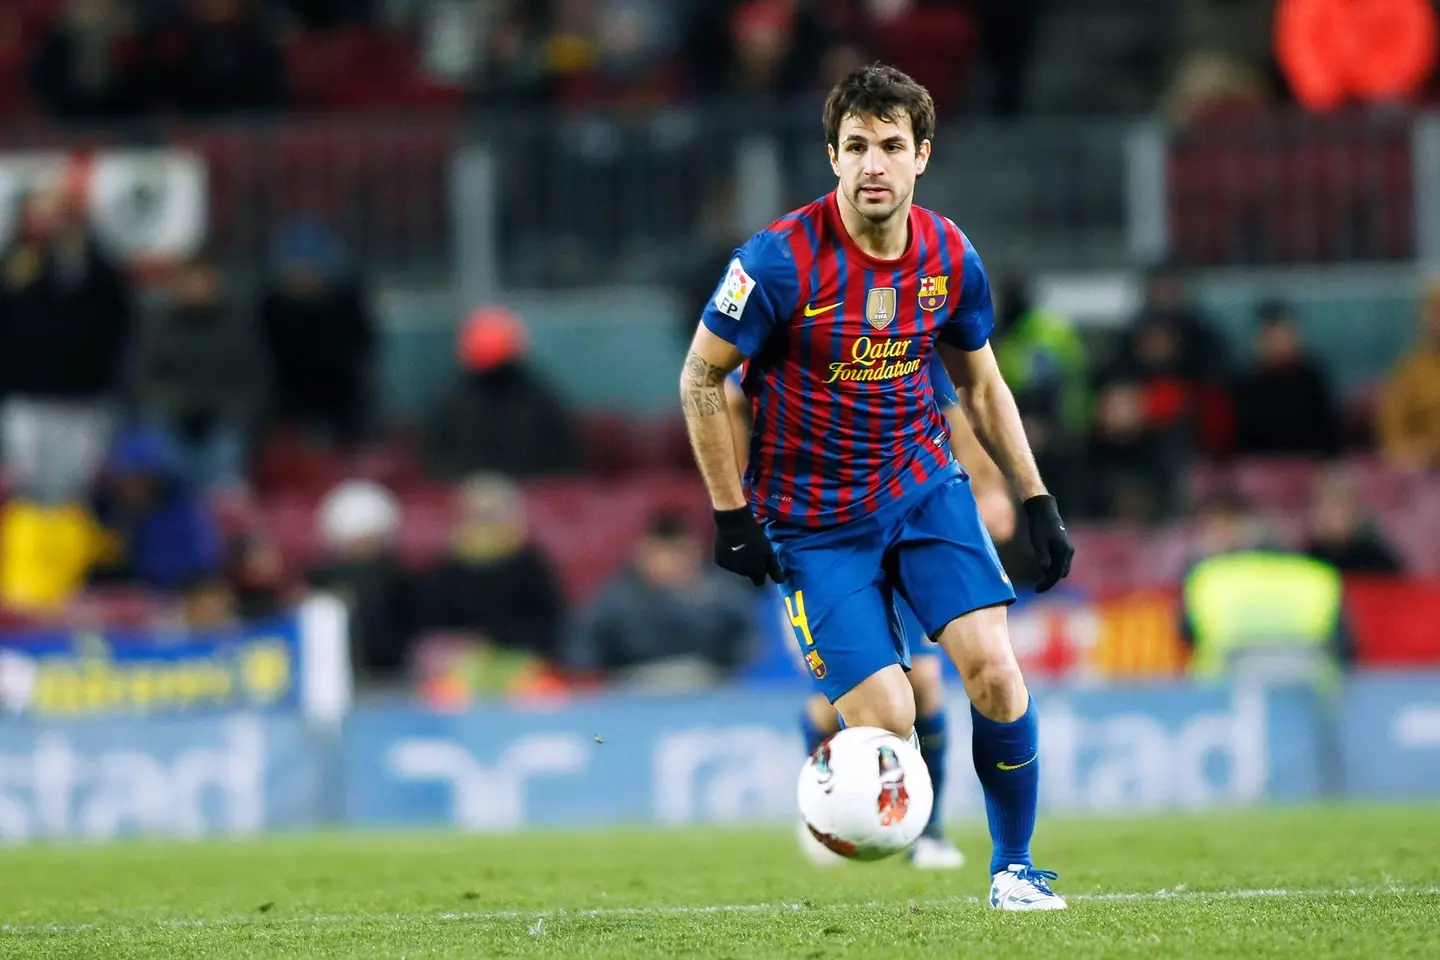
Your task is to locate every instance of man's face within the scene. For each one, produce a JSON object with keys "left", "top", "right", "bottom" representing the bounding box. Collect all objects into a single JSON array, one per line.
[
  {"left": 1257, "top": 319, "right": 1301, "bottom": 367},
  {"left": 115, "top": 473, "right": 159, "bottom": 511},
  {"left": 636, "top": 535, "right": 700, "bottom": 589},
  {"left": 828, "top": 111, "right": 929, "bottom": 227},
  {"left": 1145, "top": 273, "right": 1186, "bottom": 312}
]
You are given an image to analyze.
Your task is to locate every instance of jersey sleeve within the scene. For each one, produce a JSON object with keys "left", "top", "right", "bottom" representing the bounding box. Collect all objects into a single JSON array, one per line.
[
  {"left": 699, "top": 230, "right": 800, "bottom": 358},
  {"left": 936, "top": 231, "right": 995, "bottom": 352},
  {"left": 927, "top": 351, "right": 959, "bottom": 407}
]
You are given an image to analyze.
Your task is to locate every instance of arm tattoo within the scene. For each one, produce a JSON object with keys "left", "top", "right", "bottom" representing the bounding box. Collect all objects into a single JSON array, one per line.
[{"left": 681, "top": 350, "right": 728, "bottom": 418}]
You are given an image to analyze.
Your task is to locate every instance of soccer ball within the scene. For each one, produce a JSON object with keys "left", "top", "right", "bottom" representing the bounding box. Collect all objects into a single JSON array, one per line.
[{"left": 796, "top": 726, "right": 934, "bottom": 861}]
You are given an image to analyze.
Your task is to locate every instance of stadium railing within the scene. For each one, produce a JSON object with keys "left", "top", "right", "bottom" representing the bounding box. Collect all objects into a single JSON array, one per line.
[{"left": 2, "top": 106, "right": 1434, "bottom": 291}]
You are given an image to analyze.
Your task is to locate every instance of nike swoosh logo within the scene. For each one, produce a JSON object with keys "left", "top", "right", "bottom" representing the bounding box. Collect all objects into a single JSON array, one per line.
[
  {"left": 803, "top": 302, "right": 842, "bottom": 317},
  {"left": 997, "top": 754, "right": 1037, "bottom": 771},
  {"left": 730, "top": 545, "right": 745, "bottom": 552}
]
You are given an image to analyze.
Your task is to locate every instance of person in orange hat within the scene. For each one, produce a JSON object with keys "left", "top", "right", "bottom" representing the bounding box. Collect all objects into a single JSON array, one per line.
[{"left": 422, "top": 305, "right": 582, "bottom": 479}]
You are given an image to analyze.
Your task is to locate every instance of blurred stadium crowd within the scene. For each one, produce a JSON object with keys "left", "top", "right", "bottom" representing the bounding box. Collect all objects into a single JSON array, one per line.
[
  {"left": 1, "top": 0, "right": 1439, "bottom": 704},
  {"left": 7, "top": 0, "right": 1435, "bottom": 119}
]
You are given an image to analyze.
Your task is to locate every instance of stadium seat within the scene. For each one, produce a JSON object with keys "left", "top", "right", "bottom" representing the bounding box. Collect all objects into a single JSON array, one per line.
[{"left": 1232, "top": 459, "right": 1319, "bottom": 510}]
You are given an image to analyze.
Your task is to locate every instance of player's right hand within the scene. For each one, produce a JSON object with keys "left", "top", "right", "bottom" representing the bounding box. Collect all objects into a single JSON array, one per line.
[
  {"left": 1022, "top": 494, "right": 1074, "bottom": 593},
  {"left": 712, "top": 507, "right": 786, "bottom": 586}
]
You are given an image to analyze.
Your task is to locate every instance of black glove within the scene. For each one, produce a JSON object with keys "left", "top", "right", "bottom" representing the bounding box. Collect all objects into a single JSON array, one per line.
[
  {"left": 713, "top": 507, "right": 785, "bottom": 586},
  {"left": 1023, "top": 495, "right": 1074, "bottom": 593}
]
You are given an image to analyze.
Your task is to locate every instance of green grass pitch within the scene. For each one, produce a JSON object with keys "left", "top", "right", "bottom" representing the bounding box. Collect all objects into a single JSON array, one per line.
[{"left": 0, "top": 804, "right": 1437, "bottom": 959}]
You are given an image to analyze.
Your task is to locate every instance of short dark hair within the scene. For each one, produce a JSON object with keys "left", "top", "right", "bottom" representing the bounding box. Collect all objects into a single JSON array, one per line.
[
  {"left": 1255, "top": 298, "right": 1292, "bottom": 326},
  {"left": 823, "top": 63, "right": 936, "bottom": 152},
  {"left": 648, "top": 510, "right": 690, "bottom": 541}
]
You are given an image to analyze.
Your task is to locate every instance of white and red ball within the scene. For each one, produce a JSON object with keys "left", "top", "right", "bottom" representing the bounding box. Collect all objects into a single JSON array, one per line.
[{"left": 796, "top": 726, "right": 934, "bottom": 861}]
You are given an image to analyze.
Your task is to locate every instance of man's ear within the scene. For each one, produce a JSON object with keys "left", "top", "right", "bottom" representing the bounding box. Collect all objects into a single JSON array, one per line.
[
  {"left": 915, "top": 139, "right": 931, "bottom": 178},
  {"left": 828, "top": 143, "right": 840, "bottom": 178}
]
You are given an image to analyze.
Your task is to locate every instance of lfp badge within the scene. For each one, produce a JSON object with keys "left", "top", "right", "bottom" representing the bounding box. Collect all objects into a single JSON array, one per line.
[{"left": 918, "top": 275, "right": 948, "bottom": 312}]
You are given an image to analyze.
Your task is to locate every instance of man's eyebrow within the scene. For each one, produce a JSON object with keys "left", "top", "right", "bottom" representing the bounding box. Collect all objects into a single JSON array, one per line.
[{"left": 843, "top": 133, "right": 908, "bottom": 144}]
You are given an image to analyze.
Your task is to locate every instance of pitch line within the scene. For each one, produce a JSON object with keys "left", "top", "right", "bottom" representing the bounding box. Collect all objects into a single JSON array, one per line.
[{"left": 1, "top": 885, "right": 1436, "bottom": 937}]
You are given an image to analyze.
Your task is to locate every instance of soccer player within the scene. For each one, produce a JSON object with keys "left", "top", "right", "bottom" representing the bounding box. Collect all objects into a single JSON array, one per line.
[
  {"left": 680, "top": 64, "right": 1074, "bottom": 910},
  {"left": 724, "top": 363, "right": 1015, "bottom": 870}
]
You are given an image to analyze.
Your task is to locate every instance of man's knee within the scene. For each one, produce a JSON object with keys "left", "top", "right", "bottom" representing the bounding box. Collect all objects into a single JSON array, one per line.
[
  {"left": 957, "top": 645, "right": 1020, "bottom": 693},
  {"left": 939, "top": 608, "right": 1028, "bottom": 721},
  {"left": 835, "top": 666, "right": 916, "bottom": 737}
]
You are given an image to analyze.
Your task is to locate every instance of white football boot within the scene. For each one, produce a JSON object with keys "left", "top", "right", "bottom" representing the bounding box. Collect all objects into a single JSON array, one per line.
[
  {"left": 989, "top": 864, "right": 1068, "bottom": 910},
  {"left": 908, "top": 835, "right": 965, "bottom": 869}
]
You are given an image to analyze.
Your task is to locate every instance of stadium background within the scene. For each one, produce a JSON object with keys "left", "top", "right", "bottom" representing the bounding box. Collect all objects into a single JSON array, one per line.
[{"left": 0, "top": 0, "right": 1436, "bottom": 841}]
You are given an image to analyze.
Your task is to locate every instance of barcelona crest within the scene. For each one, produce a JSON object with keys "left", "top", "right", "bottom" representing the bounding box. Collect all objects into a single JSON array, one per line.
[{"left": 918, "top": 275, "right": 949, "bottom": 312}]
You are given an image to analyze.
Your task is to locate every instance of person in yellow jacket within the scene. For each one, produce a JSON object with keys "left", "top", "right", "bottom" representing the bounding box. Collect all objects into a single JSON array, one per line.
[
  {"left": 0, "top": 498, "right": 109, "bottom": 613},
  {"left": 1378, "top": 277, "right": 1440, "bottom": 469},
  {"left": 1179, "top": 495, "right": 1353, "bottom": 680}
]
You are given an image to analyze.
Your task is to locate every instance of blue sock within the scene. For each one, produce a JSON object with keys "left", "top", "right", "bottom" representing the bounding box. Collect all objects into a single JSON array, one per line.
[
  {"left": 913, "top": 709, "right": 948, "bottom": 837},
  {"left": 970, "top": 698, "right": 1040, "bottom": 876},
  {"left": 801, "top": 710, "right": 829, "bottom": 757}
]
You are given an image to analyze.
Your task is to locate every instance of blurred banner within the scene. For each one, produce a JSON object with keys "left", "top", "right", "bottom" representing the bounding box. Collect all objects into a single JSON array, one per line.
[
  {"left": 340, "top": 684, "right": 1327, "bottom": 831},
  {"left": 0, "top": 714, "right": 325, "bottom": 843},
  {"left": 0, "top": 675, "right": 1432, "bottom": 841},
  {"left": 1340, "top": 673, "right": 1440, "bottom": 798},
  {"left": 0, "top": 150, "right": 207, "bottom": 262},
  {"left": 1344, "top": 580, "right": 1440, "bottom": 665},
  {"left": 0, "top": 597, "right": 350, "bottom": 722}
]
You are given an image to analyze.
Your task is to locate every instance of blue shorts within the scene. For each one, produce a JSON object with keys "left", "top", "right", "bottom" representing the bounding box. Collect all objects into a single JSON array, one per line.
[{"left": 767, "top": 468, "right": 1016, "bottom": 703}]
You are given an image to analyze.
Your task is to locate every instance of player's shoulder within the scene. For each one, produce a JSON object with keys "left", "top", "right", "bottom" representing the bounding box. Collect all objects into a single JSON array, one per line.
[
  {"left": 729, "top": 198, "right": 826, "bottom": 287},
  {"left": 913, "top": 203, "right": 978, "bottom": 257},
  {"left": 755, "top": 196, "right": 827, "bottom": 255}
]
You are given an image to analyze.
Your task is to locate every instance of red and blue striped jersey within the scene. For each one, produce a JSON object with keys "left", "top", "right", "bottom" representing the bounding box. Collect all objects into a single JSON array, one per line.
[{"left": 701, "top": 191, "right": 995, "bottom": 528}]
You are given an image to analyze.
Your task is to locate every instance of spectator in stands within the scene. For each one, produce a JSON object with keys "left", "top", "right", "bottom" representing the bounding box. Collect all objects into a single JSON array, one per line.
[
  {"left": 89, "top": 425, "right": 224, "bottom": 605},
  {"left": 0, "top": 184, "right": 132, "bottom": 504},
  {"left": 162, "top": 0, "right": 285, "bottom": 115},
  {"left": 725, "top": 0, "right": 830, "bottom": 99},
  {"left": 1108, "top": 263, "right": 1233, "bottom": 459},
  {"left": 259, "top": 220, "right": 375, "bottom": 448},
  {"left": 28, "top": 0, "right": 156, "bottom": 119},
  {"left": 1377, "top": 277, "right": 1440, "bottom": 469},
  {"left": 1305, "top": 469, "right": 1404, "bottom": 576},
  {"left": 1124, "top": 261, "right": 1231, "bottom": 383},
  {"left": 308, "top": 480, "right": 415, "bottom": 682},
  {"left": 1232, "top": 300, "right": 1340, "bottom": 458},
  {"left": 1191, "top": 491, "right": 1269, "bottom": 560},
  {"left": 225, "top": 530, "right": 291, "bottom": 622},
  {"left": 415, "top": 473, "right": 565, "bottom": 659},
  {"left": 1181, "top": 492, "right": 1353, "bottom": 679},
  {"left": 133, "top": 251, "right": 267, "bottom": 492},
  {"left": 563, "top": 510, "right": 757, "bottom": 691},
  {"left": 470, "top": 1, "right": 546, "bottom": 105},
  {"left": 991, "top": 273, "right": 1088, "bottom": 508},
  {"left": 423, "top": 306, "right": 582, "bottom": 480},
  {"left": 1163, "top": 51, "right": 1270, "bottom": 125},
  {"left": 863, "top": 0, "right": 978, "bottom": 116},
  {"left": 1084, "top": 379, "right": 1187, "bottom": 523}
]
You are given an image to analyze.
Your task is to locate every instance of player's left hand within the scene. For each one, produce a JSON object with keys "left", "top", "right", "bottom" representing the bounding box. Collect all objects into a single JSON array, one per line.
[
  {"left": 712, "top": 506, "right": 786, "bottom": 586},
  {"left": 1022, "top": 495, "right": 1073, "bottom": 593}
]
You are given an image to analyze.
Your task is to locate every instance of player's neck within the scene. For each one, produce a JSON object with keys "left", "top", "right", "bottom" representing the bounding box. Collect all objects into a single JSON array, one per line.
[{"left": 837, "top": 194, "right": 911, "bottom": 260}]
